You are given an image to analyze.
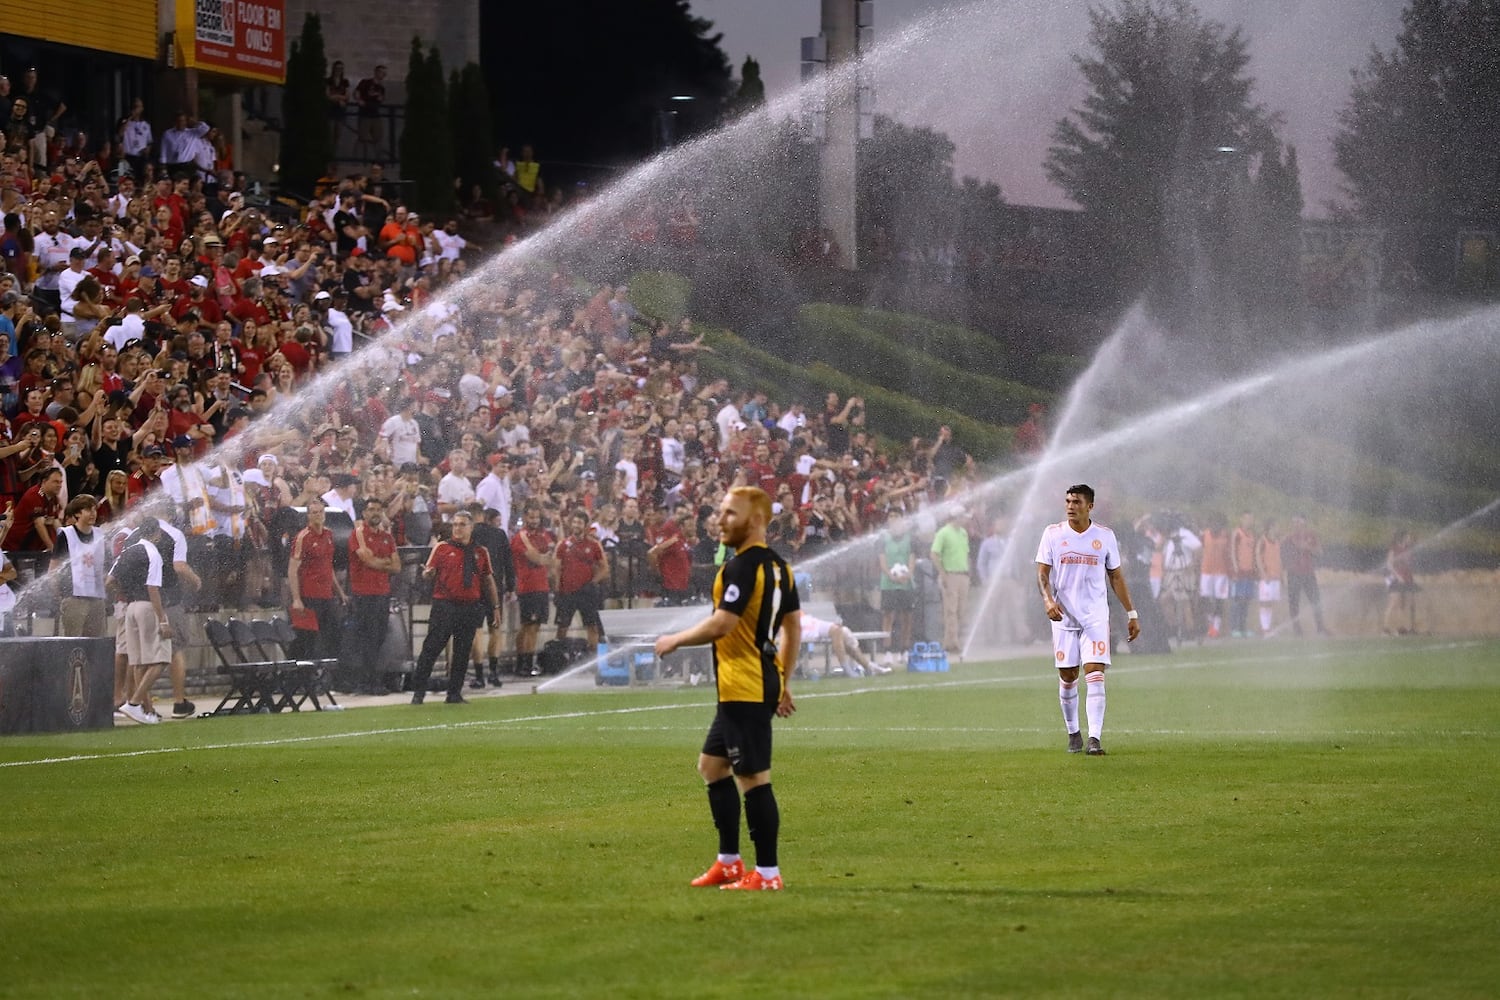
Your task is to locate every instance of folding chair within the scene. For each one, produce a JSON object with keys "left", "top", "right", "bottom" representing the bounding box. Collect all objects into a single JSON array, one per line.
[
  {"left": 225, "top": 618, "right": 296, "bottom": 713},
  {"left": 205, "top": 619, "right": 279, "bottom": 716},
  {"left": 259, "top": 617, "right": 341, "bottom": 711}
]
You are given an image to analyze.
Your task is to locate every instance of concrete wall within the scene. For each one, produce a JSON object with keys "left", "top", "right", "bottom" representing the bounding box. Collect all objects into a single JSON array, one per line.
[{"left": 282, "top": 0, "right": 481, "bottom": 102}]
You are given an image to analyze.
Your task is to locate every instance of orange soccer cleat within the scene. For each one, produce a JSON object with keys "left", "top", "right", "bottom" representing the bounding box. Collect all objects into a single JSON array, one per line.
[
  {"left": 690, "top": 858, "right": 744, "bottom": 887},
  {"left": 720, "top": 870, "right": 784, "bottom": 891}
]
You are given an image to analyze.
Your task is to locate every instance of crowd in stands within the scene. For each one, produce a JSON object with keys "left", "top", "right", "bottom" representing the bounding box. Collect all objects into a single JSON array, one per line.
[{"left": 0, "top": 78, "right": 983, "bottom": 656}]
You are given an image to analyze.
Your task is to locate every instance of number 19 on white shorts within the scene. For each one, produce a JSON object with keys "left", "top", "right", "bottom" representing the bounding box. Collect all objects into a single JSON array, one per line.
[{"left": 1051, "top": 621, "right": 1111, "bottom": 668}]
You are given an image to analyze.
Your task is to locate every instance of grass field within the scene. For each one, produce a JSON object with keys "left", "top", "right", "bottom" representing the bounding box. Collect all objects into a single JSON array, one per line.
[{"left": 3, "top": 638, "right": 1497, "bottom": 998}]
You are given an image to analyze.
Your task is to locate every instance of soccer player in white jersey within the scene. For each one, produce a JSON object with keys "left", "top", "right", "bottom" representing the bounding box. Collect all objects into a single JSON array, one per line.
[{"left": 1035, "top": 484, "right": 1140, "bottom": 755}]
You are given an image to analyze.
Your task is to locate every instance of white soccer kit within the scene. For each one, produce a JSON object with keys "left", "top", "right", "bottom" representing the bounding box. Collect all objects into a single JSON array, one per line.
[{"left": 1036, "top": 520, "right": 1121, "bottom": 667}]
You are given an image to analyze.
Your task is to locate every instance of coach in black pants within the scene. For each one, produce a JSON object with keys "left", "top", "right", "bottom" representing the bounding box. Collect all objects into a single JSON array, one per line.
[{"left": 411, "top": 511, "right": 500, "bottom": 704}]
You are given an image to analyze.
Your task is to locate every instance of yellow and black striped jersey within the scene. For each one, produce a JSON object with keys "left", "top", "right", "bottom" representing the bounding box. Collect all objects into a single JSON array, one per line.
[{"left": 712, "top": 543, "right": 800, "bottom": 703}]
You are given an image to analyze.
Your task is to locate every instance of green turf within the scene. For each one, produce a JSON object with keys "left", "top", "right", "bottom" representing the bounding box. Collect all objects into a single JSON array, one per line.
[{"left": 3, "top": 638, "right": 1497, "bottom": 998}]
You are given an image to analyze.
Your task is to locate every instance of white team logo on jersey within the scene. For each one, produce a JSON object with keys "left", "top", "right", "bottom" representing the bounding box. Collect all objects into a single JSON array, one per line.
[{"left": 723, "top": 584, "right": 740, "bottom": 603}]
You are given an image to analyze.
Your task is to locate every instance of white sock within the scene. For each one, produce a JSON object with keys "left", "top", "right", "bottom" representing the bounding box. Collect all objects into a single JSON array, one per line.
[
  {"left": 718, "top": 853, "right": 741, "bottom": 865},
  {"left": 1085, "top": 671, "right": 1106, "bottom": 739},
  {"left": 1059, "top": 679, "right": 1079, "bottom": 734},
  {"left": 1259, "top": 606, "right": 1272, "bottom": 633},
  {"left": 756, "top": 865, "right": 780, "bottom": 879}
]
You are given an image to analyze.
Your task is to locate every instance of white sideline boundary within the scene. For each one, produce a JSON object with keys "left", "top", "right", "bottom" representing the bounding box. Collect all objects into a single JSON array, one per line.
[{"left": 1, "top": 639, "right": 1487, "bottom": 770}]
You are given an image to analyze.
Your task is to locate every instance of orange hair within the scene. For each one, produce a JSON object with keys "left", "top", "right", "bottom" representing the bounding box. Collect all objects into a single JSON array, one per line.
[{"left": 728, "top": 485, "right": 773, "bottom": 527}]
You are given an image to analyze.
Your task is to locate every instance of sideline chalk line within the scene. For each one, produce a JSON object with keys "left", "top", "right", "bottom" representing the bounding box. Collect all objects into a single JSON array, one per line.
[{"left": 1, "top": 639, "right": 1486, "bottom": 769}]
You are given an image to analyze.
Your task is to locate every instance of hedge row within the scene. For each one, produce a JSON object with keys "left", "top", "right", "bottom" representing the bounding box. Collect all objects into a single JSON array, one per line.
[
  {"left": 796, "top": 303, "right": 1046, "bottom": 426},
  {"left": 694, "top": 326, "right": 1013, "bottom": 460}
]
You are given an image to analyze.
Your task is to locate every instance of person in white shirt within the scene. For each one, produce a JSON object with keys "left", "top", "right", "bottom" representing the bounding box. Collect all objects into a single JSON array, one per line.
[
  {"left": 0, "top": 549, "right": 16, "bottom": 636},
  {"left": 159, "top": 113, "right": 209, "bottom": 174},
  {"left": 186, "top": 126, "right": 217, "bottom": 180},
  {"left": 378, "top": 395, "right": 422, "bottom": 468},
  {"left": 976, "top": 515, "right": 1008, "bottom": 587},
  {"left": 800, "top": 613, "right": 891, "bottom": 677},
  {"left": 496, "top": 411, "right": 530, "bottom": 451},
  {"left": 108, "top": 175, "right": 138, "bottom": 219},
  {"left": 777, "top": 402, "right": 807, "bottom": 437},
  {"left": 1035, "top": 484, "right": 1140, "bottom": 757},
  {"left": 110, "top": 518, "right": 169, "bottom": 724},
  {"left": 457, "top": 356, "right": 487, "bottom": 414},
  {"left": 57, "top": 247, "right": 90, "bottom": 334},
  {"left": 119, "top": 98, "right": 153, "bottom": 179},
  {"left": 660, "top": 418, "right": 685, "bottom": 482},
  {"left": 474, "top": 455, "right": 513, "bottom": 532},
  {"left": 320, "top": 473, "right": 360, "bottom": 520},
  {"left": 106, "top": 297, "right": 149, "bottom": 351},
  {"left": 154, "top": 516, "right": 202, "bottom": 718},
  {"left": 613, "top": 441, "right": 639, "bottom": 500},
  {"left": 52, "top": 494, "right": 109, "bottom": 636},
  {"left": 205, "top": 459, "right": 249, "bottom": 607},
  {"left": 323, "top": 300, "right": 354, "bottom": 358},
  {"left": 436, "top": 449, "right": 476, "bottom": 520},
  {"left": 433, "top": 220, "right": 471, "bottom": 261},
  {"left": 715, "top": 393, "right": 744, "bottom": 450},
  {"left": 32, "top": 212, "right": 73, "bottom": 302},
  {"left": 158, "top": 435, "right": 221, "bottom": 537}
]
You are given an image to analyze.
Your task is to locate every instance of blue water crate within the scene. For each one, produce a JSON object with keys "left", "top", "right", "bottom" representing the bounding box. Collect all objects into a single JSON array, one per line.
[
  {"left": 906, "top": 641, "right": 950, "bottom": 673},
  {"left": 596, "top": 643, "right": 655, "bottom": 686}
]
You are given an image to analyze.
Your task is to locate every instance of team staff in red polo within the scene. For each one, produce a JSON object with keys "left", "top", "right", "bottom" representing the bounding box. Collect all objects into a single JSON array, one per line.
[
  {"left": 348, "top": 495, "right": 402, "bottom": 693},
  {"left": 553, "top": 508, "right": 609, "bottom": 650},
  {"left": 411, "top": 509, "right": 500, "bottom": 704},
  {"left": 288, "top": 496, "right": 346, "bottom": 661},
  {"left": 510, "top": 500, "right": 556, "bottom": 678}
]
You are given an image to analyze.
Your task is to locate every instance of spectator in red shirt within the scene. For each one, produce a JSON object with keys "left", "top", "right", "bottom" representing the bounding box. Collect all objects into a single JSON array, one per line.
[
  {"left": 89, "top": 247, "right": 122, "bottom": 305},
  {"left": 745, "top": 441, "right": 779, "bottom": 496},
  {"left": 3, "top": 466, "right": 63, "bottom": 551},
  {"left": 155, "top": 256, "right": 191, "bottom": 301},
  {"left": 172, "top": 276, "right": 222, "bottom": 326},
  {"left": 274, "top": 325, "right": 315, "bottom": 378},
  {"left": 226, "top": 276, "right": 272, "bottom": 328},
  {"left": 12, "top": 387, "right": 52, "bottom": 435},
  {"left": 232, "top": 236, "right": 271, "bottom": 282}
]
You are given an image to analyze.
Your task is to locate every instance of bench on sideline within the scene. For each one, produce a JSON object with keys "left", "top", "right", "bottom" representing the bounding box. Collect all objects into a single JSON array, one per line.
[{"left": 595, "top": 602, "right": 889, "bottom": 683}]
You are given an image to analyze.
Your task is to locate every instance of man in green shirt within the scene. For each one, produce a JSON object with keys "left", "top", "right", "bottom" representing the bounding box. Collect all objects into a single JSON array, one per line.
[{"left": 930, "top": 506, "right": 972, "bottom": 654}]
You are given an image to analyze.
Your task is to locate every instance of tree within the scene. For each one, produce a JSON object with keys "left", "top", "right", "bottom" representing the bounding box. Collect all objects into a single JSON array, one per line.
[
  {"left": 726, "top": 56, "right": 767, "bottom": 118},
  {"left": 399, "top": 38, "right": 453, "bottom": 214},
  {"left": 858, "top": 116, "right": 962, "bottom": 267},
  {"left": 279, "top": 13, "right": 333, "bottom": 196},
  {"left": 1045, "top": 0, "right": 1279, "bottom": 299},
  {"left": 1333, "top": 0, "right": 1500, "bottom": 285},
  {"left": 449, "top": 62, "right": 497, "bottom": 206}
]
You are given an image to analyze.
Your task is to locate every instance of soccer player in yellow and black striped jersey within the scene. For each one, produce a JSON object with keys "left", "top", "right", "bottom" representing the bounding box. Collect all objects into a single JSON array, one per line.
[{"left": 656, "top": 486, "right": 801, "bottom": 891}]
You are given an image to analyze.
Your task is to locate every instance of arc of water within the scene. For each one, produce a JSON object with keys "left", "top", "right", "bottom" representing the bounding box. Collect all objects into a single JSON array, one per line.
[
  {"left": 10, "top": 6, "right": 966, "bottom": 615},
  {"left": 950, "top": 306, "right": 1495, "bottom": 660}
]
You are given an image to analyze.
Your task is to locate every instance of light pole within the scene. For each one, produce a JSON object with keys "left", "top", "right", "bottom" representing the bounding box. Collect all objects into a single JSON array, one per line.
[{"left": 657, "top": 94, "right": 695, "bottom": 151}]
